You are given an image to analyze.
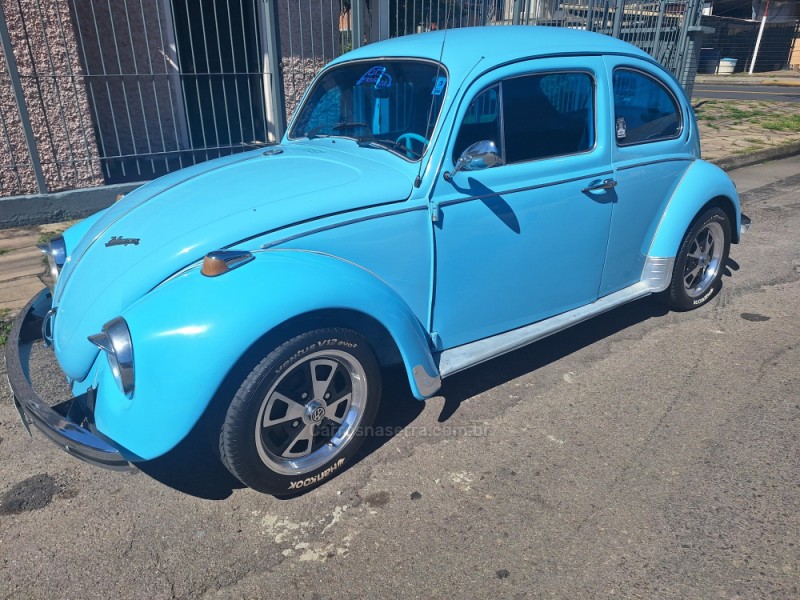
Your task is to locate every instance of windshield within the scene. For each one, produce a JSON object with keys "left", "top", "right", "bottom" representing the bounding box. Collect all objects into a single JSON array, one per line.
[{"left": 289, "top": 60, "right": 447, "bottom": 161}]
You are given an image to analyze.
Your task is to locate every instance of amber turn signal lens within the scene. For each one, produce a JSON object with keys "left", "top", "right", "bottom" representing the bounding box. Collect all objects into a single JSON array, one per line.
[
  {"left": 201, "top": 250, "right": 254, "bottom": 277},
  {"left": 201, "top": 255, "right": 230, "bottom": 277}
]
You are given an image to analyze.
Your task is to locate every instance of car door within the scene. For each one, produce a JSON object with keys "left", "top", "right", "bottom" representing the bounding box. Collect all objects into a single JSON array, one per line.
[
  {"left": 431, "top": 57, "right": 615, "bottom": 350},
  {"left": 599, "top": 56, "right": 697, "bottom": 296}
]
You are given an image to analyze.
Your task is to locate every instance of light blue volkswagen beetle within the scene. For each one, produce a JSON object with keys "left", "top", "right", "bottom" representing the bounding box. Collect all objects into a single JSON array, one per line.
[{"left": 8, "top": 27, "right": 746, "bottom": 495}]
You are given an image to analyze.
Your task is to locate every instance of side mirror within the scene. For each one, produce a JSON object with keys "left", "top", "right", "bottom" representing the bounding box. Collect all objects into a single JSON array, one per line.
[{"left": 444, "top": 140, "right": 504, "bottom": 181}]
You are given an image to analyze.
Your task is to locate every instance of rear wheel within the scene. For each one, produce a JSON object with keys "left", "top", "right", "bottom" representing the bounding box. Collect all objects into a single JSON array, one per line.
[
  {"left": 219, "top": 328, "right": 381, "bottom": 495},
  {"left": 667, "top": 206, "right": 731, "bottom": 311}
]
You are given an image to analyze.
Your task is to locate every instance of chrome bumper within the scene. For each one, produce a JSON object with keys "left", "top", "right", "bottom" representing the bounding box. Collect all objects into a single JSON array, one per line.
[{"left": 5, "top": 288, "right": 131, "bottom": 470}]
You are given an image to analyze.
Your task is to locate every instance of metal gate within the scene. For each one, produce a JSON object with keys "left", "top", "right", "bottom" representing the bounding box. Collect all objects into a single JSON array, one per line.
[
  {"left": 0, "top": 0, "right": 283, "bottom": 201},
  {"left": 280, "top": 0, "right": 705, "bottom": 127},
  {"left": 386, "top": 0, "right": 704, "bottom": 89}
]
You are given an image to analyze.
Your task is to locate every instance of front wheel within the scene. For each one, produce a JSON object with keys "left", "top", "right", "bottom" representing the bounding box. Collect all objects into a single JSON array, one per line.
[
  {"left": 667, "top": 206, "right": 731, "bottom": 311},
  {"left": 219, "top": 328, "right": 381, "bottom": 495}
]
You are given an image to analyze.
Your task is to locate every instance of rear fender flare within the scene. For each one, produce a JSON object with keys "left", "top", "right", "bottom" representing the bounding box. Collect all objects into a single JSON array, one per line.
[{"left": 648, "top": 160, "right": 741, "bottom": 259}]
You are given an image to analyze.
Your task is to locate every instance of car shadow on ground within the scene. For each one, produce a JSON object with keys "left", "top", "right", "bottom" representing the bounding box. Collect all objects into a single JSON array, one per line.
[
  {"left": 136, "top": 422, "right": 246, "bottom": 501},
  {"left": 435, "top": 295, "right": 671, "bottom": 422}
]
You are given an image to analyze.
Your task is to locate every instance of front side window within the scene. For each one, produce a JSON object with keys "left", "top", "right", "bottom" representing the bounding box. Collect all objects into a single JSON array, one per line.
[
  {"left": 453, "top": 71, "right": 594, "bottom": 165},
  {"left": 453, "top": 85, "right": 501, "bottom": 159},
  {"left": 613, "top": 68, "right": 681, "bottom": 146},
  {"left": 289, "top": 60, "right": 447, "bottom": 161}
]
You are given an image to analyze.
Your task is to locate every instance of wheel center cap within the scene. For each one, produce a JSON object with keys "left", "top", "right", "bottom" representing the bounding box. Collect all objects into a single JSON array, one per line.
[{"left": 305, "top": 400, "right": 326, "bottom": 424}]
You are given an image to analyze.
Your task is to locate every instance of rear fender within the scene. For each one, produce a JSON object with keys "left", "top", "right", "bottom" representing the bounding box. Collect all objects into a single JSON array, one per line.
[{"left": 648, "top": 160, "right": 741, "bottom": 259}]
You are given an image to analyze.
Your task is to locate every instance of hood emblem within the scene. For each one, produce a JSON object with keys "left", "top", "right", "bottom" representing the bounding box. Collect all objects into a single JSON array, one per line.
[{"left": 105, "top": 236, "right": 140, "bottom": 247}]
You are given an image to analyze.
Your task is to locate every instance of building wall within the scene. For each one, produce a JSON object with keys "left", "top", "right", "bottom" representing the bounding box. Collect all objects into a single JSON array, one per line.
[
  {"left": 278, "top": 1, "right": 341, "bottom": 122},
  {"left": 791, "top": 33, "right": 800, "bottom": 70},
  {"left": 0, "top": 0, "right": 102, "bottom": 196}
]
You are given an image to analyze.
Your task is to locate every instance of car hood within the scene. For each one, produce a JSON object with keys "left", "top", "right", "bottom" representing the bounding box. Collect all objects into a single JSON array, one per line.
[{"left": 53, "top": 143, "right": 413, "bottom": 380}]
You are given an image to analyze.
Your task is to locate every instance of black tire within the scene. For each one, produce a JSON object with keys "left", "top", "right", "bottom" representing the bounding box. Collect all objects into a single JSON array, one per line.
[
  {"left": 219, "top": 328, "right": 381, "bottom": 496},
  {"left": 667, "top": 206, "right": 731, "bottom": 311}
]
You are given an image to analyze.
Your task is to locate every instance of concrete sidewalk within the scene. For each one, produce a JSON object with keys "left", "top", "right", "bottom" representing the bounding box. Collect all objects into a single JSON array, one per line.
[
  {"left": 0, "top": 222, "right": 72, "bottom": 316},
  {"left": 696, "top": 93, "right": 800, "bottom": 169},
  {"left": 1, "top": 97, "right": 800, "bottom": 319},
  {"left": 695, "top": 69, "right": 800, "bottom": 87}
]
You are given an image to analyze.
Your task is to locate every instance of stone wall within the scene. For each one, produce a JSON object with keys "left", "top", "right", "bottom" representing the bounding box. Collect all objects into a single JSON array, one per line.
[
  {"left": 1, "top": 0, "right": 346, "bottom": 200},
  {"left": 277, "top": 2, "right": 342, "bottom": 122},
  {"left": 0, "top": 0, "right": 102, "bottom": 197}
]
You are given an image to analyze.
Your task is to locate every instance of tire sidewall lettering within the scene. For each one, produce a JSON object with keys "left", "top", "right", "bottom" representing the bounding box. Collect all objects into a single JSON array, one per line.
[
  {"left": 287, "top": 458, "right": 346, "bottom": 490},
  {"left": 220, "top": 327, "right": 380, "bottom": 496},
  {"left": 275, "top": 340, "right": 359, "bottom": 375},
  {"left": 692, "top": 286, "right": 716, "bottom": 305}
]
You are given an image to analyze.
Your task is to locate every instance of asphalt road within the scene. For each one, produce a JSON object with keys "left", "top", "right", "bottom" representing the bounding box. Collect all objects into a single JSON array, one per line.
[
  {"left": 1, "top": 157, "right": 799, "bottom": 599},
  {"left": 693, "top": 83, "right": 800, "bottom": 102}
]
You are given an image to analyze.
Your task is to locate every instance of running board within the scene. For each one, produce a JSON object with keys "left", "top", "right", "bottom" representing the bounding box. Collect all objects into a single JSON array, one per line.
[{"left": 437, "top": 281, "right": 653, "bottom": 378}]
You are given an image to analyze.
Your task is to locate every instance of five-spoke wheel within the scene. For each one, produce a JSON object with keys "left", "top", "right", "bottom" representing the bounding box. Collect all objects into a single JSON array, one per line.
[
  {"left": 219, "top": 328, "right": 380, "bottom": 495},
  {"left": 668, "top": 206, "right": 731, "bottom": 310}
]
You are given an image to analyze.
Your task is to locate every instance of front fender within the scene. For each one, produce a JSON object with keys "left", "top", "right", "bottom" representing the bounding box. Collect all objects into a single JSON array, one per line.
[
  {"left": 91, "top": 249, "right": 439, "bottom": 460},
  {"left": 648, "top": 160, "right": 741, "bottom": 258}
]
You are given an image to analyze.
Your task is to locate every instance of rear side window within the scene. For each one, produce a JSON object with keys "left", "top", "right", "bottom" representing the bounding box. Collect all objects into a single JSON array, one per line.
[{"left": 613, "top": 68, "right": 681, "bottom": 146}]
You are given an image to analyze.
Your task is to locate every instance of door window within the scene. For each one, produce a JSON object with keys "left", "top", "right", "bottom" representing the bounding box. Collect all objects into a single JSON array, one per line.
[
  {"left": 503, "top": 72, "right": 594, "bottom": 163},
  {"left": 453, "top": 72, "right": 595, "bottom": 164},
  {"left": 453, "top": 85, "right": 501, "bottom": 159}
]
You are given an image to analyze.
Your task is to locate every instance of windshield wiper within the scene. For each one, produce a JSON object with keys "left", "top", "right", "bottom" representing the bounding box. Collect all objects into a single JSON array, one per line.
[
  {"left": 332, "top": 121, "right": 369, "bottom": 132},
  {"left": 356, "top": 137, "right": 420, "bottom": 159},
  {"left": 305, "top": 122, "right": 370, "bottom": 140}
]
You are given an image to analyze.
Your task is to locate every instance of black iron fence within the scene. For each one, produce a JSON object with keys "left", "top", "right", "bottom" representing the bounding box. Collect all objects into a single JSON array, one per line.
[{"left": 0, "top": 0, "right": 722, "bottom": 217}]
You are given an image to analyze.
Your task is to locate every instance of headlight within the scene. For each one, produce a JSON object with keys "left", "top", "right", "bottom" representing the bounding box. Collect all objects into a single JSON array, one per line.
[
  {"left": 37, "top": 236, "right": 67, "bottom": 282},
  {"left": 88, "top": 317, "right": 135, "bottom": 398}
]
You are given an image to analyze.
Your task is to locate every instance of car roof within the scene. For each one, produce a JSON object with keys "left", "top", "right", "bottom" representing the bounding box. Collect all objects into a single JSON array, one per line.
[{"left": 335, "top": 26, "right": 656, "bottom": 80}]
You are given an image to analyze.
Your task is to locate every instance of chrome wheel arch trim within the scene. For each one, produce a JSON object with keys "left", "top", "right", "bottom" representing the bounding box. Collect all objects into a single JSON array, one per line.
[{"left": 642, "top": 256, "right": 675, "bottom": 293}]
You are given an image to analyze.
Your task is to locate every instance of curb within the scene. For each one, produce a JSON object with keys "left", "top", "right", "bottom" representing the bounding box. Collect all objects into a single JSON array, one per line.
[
  {"left": 758, "top": 79, "right": 800, "bottom": 88},
  {"left": 695, "top": 76, "right": 800, "bottom": 87},
  {"left": 711, "top": 140, "right": 800, "bottom": 171},
  {"left": 0, "top": 182, "right": 141, "bottom": 229}
]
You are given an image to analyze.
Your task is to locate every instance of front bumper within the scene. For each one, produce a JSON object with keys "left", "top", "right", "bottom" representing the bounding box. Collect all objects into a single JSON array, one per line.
[{"left": 5, "top": 288, "right": 131, "bottom": 470}]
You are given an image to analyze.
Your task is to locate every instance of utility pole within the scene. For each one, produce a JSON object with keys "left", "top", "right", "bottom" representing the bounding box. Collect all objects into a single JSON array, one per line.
[{"left": 749, "top": 0, "right": 770, "bottom": 74}]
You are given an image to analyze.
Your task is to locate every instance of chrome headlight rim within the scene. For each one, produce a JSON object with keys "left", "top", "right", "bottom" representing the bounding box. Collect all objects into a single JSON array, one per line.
[
  {"left": 37, "top": 236, "right": 67, "bottom": 282},
  {"left": 88, "top": 317, "right": 135, "bottom": 398}
]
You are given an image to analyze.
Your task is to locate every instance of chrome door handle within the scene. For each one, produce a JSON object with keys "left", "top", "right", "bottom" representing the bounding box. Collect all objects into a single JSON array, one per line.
[{"left": 582, "top": 178, "right": 617, "bottom": 193}]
